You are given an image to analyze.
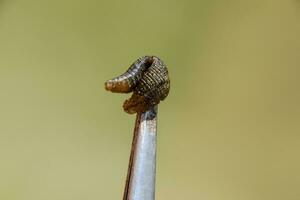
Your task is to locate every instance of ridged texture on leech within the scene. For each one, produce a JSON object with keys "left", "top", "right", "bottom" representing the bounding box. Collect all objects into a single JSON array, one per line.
[{"left": 105, "top": 55, "right": 170, "bottom": 114}]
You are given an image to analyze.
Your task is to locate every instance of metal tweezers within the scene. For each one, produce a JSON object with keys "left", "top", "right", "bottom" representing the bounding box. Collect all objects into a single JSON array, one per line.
[{"left": 123, "top": 106, "right": 158, "bottom": 200}]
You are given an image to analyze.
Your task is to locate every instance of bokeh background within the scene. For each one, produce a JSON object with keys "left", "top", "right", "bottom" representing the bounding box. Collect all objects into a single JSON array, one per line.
[{"left": 0, "top": 0, "right": 299, "bottom": 199}]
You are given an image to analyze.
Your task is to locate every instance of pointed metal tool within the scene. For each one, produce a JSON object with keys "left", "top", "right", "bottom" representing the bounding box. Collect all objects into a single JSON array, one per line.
[{"left": 123, "top": 106, "right": 158, "bottom": 200}]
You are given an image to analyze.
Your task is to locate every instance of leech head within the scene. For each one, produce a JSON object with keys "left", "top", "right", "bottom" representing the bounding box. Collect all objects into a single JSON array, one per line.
[
  {"left": 105, "top": 79, "right": 131, "bottom": 93},
  {"left": 105, "top": 55, "right": 170, "bottom": 114}
]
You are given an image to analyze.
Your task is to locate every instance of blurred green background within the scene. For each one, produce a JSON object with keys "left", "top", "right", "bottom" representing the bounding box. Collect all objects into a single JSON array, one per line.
[{"left": 0, "top": 0, "right": 299, "bottom": 199}]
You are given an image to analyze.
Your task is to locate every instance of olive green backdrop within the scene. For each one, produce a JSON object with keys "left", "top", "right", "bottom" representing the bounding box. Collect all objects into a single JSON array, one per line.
[{"left": 0, "top": 0, "right": 299, "bottom": 199}]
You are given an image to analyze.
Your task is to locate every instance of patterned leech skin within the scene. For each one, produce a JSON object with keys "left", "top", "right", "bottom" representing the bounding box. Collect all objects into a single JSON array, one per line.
[{"left": 105, "top": 55, "right": 170, "bottom": 114}]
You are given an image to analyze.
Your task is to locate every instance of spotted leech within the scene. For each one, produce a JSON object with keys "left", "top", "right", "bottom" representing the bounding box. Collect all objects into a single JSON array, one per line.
[{"left": 105, "top": 55, "right": 170, "bottom": 114}]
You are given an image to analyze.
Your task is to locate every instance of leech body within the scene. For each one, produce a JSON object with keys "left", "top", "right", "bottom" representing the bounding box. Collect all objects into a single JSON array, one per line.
[{"left": 105, "top": 56, "right": 170, "bottom": 114}]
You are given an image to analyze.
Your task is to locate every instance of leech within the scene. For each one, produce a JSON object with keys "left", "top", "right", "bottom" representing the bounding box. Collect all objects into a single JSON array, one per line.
[{"left": 105, "top": 55, "right": 170, "bottom": 114}]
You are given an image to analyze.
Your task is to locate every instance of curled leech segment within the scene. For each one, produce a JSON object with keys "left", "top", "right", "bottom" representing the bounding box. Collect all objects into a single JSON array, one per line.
[
  {"left": 105, "top": 78, "right": 132, "bottom": 93},
  {"left": 105, "top": 55, "right": 170, "bottom": 114},
  {"left": 104, "top": 56, "right": 151, "bottom": 93}
]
